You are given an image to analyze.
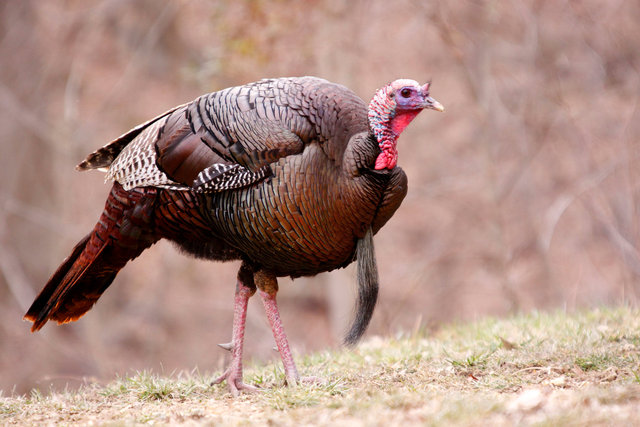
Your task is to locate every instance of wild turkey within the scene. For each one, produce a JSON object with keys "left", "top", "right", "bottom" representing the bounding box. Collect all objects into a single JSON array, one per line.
[{"left": 24, "top": 76, "right": 443, "bottom": 395}]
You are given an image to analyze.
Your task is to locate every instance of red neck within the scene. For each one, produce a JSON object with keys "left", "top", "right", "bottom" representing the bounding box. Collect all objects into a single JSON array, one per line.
[
  {"left": 391, "top": 110, "right": 421, "bottom": 135},
  {"left": 373, "top": 110, "right": 421, "bottom": 170}
]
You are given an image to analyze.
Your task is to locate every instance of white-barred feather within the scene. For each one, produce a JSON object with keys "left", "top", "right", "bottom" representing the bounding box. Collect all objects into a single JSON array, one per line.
[
  {"left": 194, "top": 164, "right": 268, "bottom": 193},
  {"left": 105, "top": 119, "right": 181, "bottom": 191}
]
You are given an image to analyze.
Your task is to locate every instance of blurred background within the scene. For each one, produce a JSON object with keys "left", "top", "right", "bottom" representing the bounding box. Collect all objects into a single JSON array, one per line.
[{"left": 1, "top": 0, "right": 639, "bottom": 394}]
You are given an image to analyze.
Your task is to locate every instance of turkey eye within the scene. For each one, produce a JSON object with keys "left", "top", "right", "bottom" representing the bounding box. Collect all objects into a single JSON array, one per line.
[{"left": 400, "top": 88, "right": 412, "bottom": 98}]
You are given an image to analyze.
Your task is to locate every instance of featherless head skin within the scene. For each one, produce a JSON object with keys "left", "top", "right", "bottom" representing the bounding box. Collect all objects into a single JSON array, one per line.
[{"left": 368, "top": 79, "right": 444, "bottom": 170}]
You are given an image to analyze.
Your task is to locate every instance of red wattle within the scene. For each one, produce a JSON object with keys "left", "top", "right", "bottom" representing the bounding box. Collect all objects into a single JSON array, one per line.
[
  {"left": 387, "top": 156, "right": 397, "bottom": 169},
  {"left": 374, "top": 150, "right": 397, "bottom": 170},
  {"left": 374, "top": 153, "right": 388, "bottom": 170}
]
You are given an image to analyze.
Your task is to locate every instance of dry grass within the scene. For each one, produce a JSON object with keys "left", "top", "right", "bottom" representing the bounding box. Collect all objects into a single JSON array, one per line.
[{"left": 2, "top": 306, "right": 639, "bottom": 426}]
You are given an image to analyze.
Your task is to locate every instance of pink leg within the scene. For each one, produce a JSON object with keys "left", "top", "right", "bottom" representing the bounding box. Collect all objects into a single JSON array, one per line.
[
  {"left": 258, "top": 289, "right": 302, "bottom": 385},
  {"left": 212, "top": 280, "right": 257, "bottom": 396}
]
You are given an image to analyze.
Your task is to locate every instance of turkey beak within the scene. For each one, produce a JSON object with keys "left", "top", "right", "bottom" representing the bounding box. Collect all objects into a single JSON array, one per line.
[
  {"left": 424, "top": 96, "right": 444, "bottom": 112},
  {"left": 420, "top": 82, "right": 444, "bottom": 112}
]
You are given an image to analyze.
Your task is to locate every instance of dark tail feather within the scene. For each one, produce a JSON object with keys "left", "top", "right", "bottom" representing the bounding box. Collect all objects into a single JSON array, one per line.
[
  {"left": 344, "top": 227, "right": 379, "bottom": 346},
  {"left": 24, "top": 183, "right": 158, "bottom": 332},
  {"left": 23, "top": 233, "right": 112, "bottom": 331}
]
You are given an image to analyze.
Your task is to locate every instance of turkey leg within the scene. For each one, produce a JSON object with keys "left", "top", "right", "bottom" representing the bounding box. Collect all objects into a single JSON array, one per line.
[
  {"left": 255, "top": 270, "right": 306, "bottom": 385},
  {"left": 258, "top": 289, "right": 301, "bottom": 384},
  {"left": 256, "top": 270, "right": 325, "bottom": 386},
  {"left": 211, "top": 268, "right": 258, "bottom": 396}
]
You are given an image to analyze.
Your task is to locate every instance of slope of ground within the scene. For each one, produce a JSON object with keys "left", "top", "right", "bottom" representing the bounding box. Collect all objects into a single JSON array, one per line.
[{"left": 2, "top": 306, "right": 639, "bottom": 425}]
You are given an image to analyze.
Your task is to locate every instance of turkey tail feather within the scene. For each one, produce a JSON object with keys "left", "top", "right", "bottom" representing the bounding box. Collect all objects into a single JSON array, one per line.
[
  {"left": 24, "top": 183, "right": 158, "bottom": 332},
  {"left": 24, "top": 234, "right": 92, "bottom": 331},
  {"left": 344, "top": 227, "right": 379, "bottom": 346}
]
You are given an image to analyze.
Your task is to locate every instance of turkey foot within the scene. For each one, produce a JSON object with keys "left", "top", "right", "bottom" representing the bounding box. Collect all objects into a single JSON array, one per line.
[
  {"left": 211, "top": 357, "right": 258, "bottom": 397},
  {"left": 211, "top": 276, "right": 258, "bottom": 396}
]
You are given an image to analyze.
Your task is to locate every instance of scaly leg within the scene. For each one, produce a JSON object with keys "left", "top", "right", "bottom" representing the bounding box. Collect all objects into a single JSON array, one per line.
[
  {"left": 254, "top": 269, "right": 323, "bottom": 386},
  {"left": 212, "top": 270, "right": 257, "bottom": 396},
  {"left": 258, "top": 289, "right": 301, "bottom": 384}
]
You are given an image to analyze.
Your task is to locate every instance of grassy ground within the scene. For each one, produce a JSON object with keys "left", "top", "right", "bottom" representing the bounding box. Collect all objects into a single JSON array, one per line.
[{"left": 2, "top": 306, "right": 640, "bottom": 426}]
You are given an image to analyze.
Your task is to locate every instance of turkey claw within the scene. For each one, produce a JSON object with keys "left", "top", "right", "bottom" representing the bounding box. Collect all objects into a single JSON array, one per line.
[{"left": 212, "top": 370, "right": 259, "bottom": 396}]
